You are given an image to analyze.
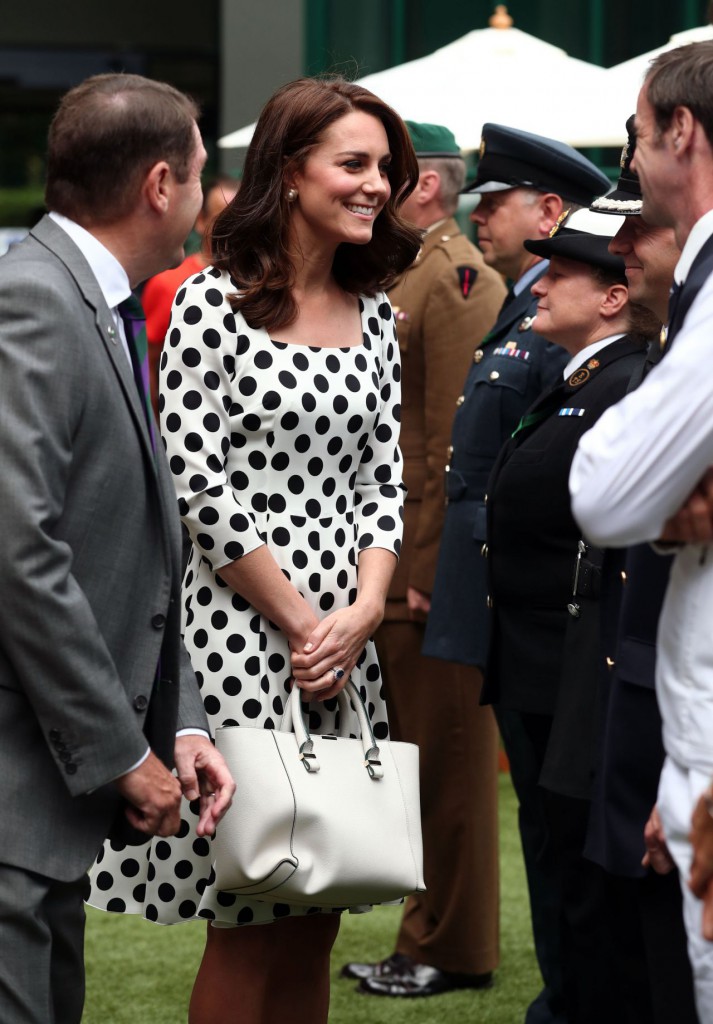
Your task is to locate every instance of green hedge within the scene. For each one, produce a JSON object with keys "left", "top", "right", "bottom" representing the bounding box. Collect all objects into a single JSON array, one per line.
[{"left": 0, "top": 187, "right": 45, "bottom": 227}]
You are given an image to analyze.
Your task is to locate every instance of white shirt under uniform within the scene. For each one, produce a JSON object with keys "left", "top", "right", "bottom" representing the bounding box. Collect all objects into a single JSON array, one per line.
[{"left": 569, "top": 209, "right": 713, "bottom": 1016}]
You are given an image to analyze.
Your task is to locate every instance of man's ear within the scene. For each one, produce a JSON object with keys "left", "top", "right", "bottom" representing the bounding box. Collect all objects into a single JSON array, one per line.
[
  {"left": 417, "top": 170, "right": 440, "bottom": 205},
  {"left": 537, "top": 192, "right": 565, "bottom": 236},
  {"left": 670, "top": 105, "right": 695, "bottom": 157},
  {"left": 144, "top": 161, "right": 171, "bottom": 214}
]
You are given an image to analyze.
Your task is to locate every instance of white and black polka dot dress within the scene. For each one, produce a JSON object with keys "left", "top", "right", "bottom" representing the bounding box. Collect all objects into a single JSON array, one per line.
[{"left": 88, "top": 268, "right": 404, "bottom": 926}]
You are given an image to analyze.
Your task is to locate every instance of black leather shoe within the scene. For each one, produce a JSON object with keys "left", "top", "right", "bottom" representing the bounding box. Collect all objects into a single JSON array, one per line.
[
  {"left": 357, "top": 961, "right": 494, "bottom": 997},
  {"left": 340, "top": 952, "right": 413, "bottom": 981}
]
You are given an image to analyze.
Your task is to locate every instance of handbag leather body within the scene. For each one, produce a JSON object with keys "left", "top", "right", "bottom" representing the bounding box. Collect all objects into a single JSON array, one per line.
[{"left": 213, "top": 680, "right": 425, "bottom": 907}]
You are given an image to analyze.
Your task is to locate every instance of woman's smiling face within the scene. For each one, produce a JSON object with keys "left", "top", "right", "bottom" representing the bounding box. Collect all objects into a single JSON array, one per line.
[{"left": 287, "top": 110, "right": 392, "bottom": 252}]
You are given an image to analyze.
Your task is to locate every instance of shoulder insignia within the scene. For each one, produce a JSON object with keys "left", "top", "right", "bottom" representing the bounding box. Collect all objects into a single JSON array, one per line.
[
  {"left": 568, "top": 368, "right": 590, "bottom": 387},
  {"left": 518, "top": 315, "right": 535, "bottom": 332},
  {"left": 457, "top": 265, "right": 479, "bottom": 299}
]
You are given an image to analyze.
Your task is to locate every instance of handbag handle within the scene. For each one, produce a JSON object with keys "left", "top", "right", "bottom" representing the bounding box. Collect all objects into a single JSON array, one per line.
[{"left": 283, "top": 681, "right": 383, "bottom": 779}]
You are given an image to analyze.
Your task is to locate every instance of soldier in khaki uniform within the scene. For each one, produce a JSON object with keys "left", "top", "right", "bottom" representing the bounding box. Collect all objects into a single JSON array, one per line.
[{"left": 342, "top": 122, "right": 507, "bottom": 997}]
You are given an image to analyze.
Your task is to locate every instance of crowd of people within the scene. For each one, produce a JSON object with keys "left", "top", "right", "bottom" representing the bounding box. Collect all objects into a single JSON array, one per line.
[{"left": 3, "top": 37, "right": 713, "bottom": 1024}]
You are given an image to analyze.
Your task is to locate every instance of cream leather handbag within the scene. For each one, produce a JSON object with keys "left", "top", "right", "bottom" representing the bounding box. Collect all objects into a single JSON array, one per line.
[{"left": 213, "top": 680, "right": 425, "bottom": 907}]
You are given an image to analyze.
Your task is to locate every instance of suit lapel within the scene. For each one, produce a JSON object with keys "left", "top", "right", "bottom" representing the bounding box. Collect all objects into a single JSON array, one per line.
[{"left": 30, "top": 216, "right": 157, "bottom": 475}]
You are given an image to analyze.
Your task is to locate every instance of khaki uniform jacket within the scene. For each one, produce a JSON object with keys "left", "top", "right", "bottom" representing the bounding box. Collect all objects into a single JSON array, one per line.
[{"left": 385, "top": 216, "right": 506, "bottom": 619}]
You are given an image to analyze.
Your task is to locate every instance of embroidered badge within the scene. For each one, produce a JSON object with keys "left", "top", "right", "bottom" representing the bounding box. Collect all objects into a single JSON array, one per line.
[
  {"left": 559, "top": 408, "right": 585, "bottom": 417},
  {"left": 548, "top": 208, "right": 572, "bottom": 238},
  {"left": 518, "top": 315, "right": 535, "bottom": 332},
  {"left": 493, "top": 345, "right": 530, "bottom": 360},
  {"left": 568, "top": 368, "right": 590, "bottom": 387},
  {"left": 457, "top": 265, "right": 479, "bottom": 298}
]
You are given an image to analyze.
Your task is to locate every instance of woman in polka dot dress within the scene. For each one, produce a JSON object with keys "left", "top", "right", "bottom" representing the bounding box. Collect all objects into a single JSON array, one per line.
[{"left": 88, "top": 77, "right": 421, "bottom": 1023}]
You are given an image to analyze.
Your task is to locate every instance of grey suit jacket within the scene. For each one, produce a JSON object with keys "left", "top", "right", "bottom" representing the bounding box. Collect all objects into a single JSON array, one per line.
[{"left": 0, "top": 216, "right": 208, "bottom": 881}]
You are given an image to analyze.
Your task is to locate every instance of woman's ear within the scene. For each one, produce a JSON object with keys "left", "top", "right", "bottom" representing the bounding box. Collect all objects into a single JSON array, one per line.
[{"left": 601, "top": 282, "right": 628, "bottom": 318}]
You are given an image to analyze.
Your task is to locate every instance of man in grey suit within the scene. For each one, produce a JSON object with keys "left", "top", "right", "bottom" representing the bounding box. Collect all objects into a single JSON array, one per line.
[{"left": 0, "top": 73, "right": 235, "bottom": 1024}]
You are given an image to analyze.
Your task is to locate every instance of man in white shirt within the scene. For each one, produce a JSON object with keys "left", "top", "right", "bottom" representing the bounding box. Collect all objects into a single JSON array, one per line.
[
  {"left": 570, "top": 40, "right": 713, "bottom": 1019},
  {"left": 0, "top": 73, "right": 234, "bottom": 1024}
]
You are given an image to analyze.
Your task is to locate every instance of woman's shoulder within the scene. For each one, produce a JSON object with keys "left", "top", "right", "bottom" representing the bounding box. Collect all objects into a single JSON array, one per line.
[{"left": 173, "top": 267, "right": 266, "bottom": 337}]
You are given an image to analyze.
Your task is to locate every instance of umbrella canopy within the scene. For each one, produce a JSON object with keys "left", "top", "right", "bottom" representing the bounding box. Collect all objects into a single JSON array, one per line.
[
  {"left": 218, "top": 23, "right": 620, "bottom": 151},
  {"left": 605, "top": 24, "right": 713, "bottom": 112}
]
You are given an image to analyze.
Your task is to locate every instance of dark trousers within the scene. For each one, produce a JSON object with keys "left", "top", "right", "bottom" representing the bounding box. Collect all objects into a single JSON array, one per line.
[
  {"left": 0, "top": 863, "right": 89, "bottom": 1024},
  {"left": 602, "top": 869, "right": 698, "bottom": 1024},
  {"left": 496, "top": 708, "right": 567, "bottom": 1024}
]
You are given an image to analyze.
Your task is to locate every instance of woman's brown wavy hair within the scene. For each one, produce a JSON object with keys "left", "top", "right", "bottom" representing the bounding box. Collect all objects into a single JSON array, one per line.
[{"left": 211, "top": 76, "right": 422, "bottom": 331}]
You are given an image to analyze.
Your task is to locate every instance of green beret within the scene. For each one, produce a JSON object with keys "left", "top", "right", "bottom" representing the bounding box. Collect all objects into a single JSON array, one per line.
[{"left": 405, "top": 121, "right": 461, "bottom": 158}]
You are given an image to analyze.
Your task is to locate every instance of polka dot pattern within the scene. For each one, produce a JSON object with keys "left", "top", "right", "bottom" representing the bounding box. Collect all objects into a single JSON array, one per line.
[{"left": 88, "top": 269, "right": 404, "bottom": 927}]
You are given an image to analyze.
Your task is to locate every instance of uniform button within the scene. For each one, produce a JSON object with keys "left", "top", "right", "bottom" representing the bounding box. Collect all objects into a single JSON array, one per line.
[
  {"left": 620, "top": 571, "right": 627, "bottom": 583},
  {"left": 58, "top": 750, "right": 72, "bottom": 763},
  {"left": 484, "top": 493, "right": 488, "bottom": 505},
  {"left": 152, "top": 614, "right": 166, "bottom": 629},
  {"left": 481, "top": 543, "right": 488, "bottom": 557},
  {"left": 440, "top": 234, "right": 451, "bottom": 242},
  {"left": 474, "top": 349, "right": 484, "bottom": 363},
  {"left": 456, "top": 395, "right": 465, "bottom": 406},
  {"left": 65, "top": 763, "right": 78, "bottom": 775},
  {"left": 447, "top": 445, "right": 453, "bottom": 456},
  {"left": 49, "top": 729, "right": 61, "bottom": 742},
  {"left": 486, "top": 595, "right": 493, "bottom": 609},
  {"left": 489, "top": 370, "right": 500, "bottom": 381},
  {"left": 133, "top": 695, "right": 149, "bottom": 712},
  {"left": 606, "top": 657, "right": 615, "bottom": 669}
]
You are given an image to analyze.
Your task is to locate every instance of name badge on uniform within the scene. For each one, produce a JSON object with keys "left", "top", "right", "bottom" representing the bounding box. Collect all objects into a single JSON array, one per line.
[{"left": 558, "top": 408, "right": 585, "bottom": 417}]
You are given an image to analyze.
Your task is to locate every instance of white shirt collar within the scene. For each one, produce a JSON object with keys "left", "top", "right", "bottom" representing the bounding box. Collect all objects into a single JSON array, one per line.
[
  {"left": 674, "top": 208, "right": 713, "bottom": 285},
  {"left": 49, "top": 211, "right": 131, "bottom": 311},
  {"left": 563, "top": 334, "right": 624, "bottom": 379}
]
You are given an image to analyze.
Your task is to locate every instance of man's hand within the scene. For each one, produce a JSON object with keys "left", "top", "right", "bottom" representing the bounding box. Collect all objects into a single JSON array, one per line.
[
  {"left": 642, "top": 804, "right": 675, "bottom": 875},
  {"left": 660, "top": 467, "right": 713, "bottom": 543},
  {"left": 689, "top": 788, "right": 713, "bottom": 940},
  {"left": 174, "top": 735, "right": 236, "bottom": 837},
  {"left": 114, "top": 751, "right": 182, "bottom": 837},
  {"left": 407, "top": 586, "right": 431, "bottom": 622}
]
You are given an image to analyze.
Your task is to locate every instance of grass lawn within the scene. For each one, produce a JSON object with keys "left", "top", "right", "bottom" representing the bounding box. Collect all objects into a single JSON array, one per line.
[{"left": 83, "top": 773, "right": 539, "bottom": 1022}]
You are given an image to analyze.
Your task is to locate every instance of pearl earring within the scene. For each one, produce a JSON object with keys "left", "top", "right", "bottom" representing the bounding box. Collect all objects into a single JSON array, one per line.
[{"left": 286, "top": 188, "right": 298, "bottom": 202}]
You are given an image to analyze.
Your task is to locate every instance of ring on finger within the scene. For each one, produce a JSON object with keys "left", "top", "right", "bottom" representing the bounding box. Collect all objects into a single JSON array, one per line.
[{"left": 332, "top": 667, "right": 345, "bottom": 682}]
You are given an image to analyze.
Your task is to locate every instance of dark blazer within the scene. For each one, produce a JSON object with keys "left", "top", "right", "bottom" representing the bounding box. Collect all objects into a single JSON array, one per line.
[
  {"left": 0, "top": 216, "right": 207, "bottom": 882},
  {"left": 423, "top": 264, "right": 568, "bottom": 668},
  {"left": 585, "top": 544, "right": 673, "bottom": 876},
  {"left": 482, "top": 334, "right": 647, "bottom": 713}
]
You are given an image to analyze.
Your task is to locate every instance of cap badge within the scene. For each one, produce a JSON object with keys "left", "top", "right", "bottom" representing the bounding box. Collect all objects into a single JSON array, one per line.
[
  {"left": 620, "top": 137, "right": 632, "bottom": 170},
  {"left": 549, "top": 208, "right": 571, "bottom": 238}
]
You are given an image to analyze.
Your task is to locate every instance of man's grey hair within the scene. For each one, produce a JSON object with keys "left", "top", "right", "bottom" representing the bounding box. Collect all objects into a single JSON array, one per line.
[{"left": 417, "top": 156, "right": 466, "bottom": 216}]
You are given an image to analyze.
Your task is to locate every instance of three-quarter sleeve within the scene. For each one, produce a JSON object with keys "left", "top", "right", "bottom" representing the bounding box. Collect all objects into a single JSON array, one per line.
[
  {"left": 159, "top": 269, "right": 265, "bottom": 570},
  {"left": 354, "top": 294, "right": 406, "bottom": 558}
]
